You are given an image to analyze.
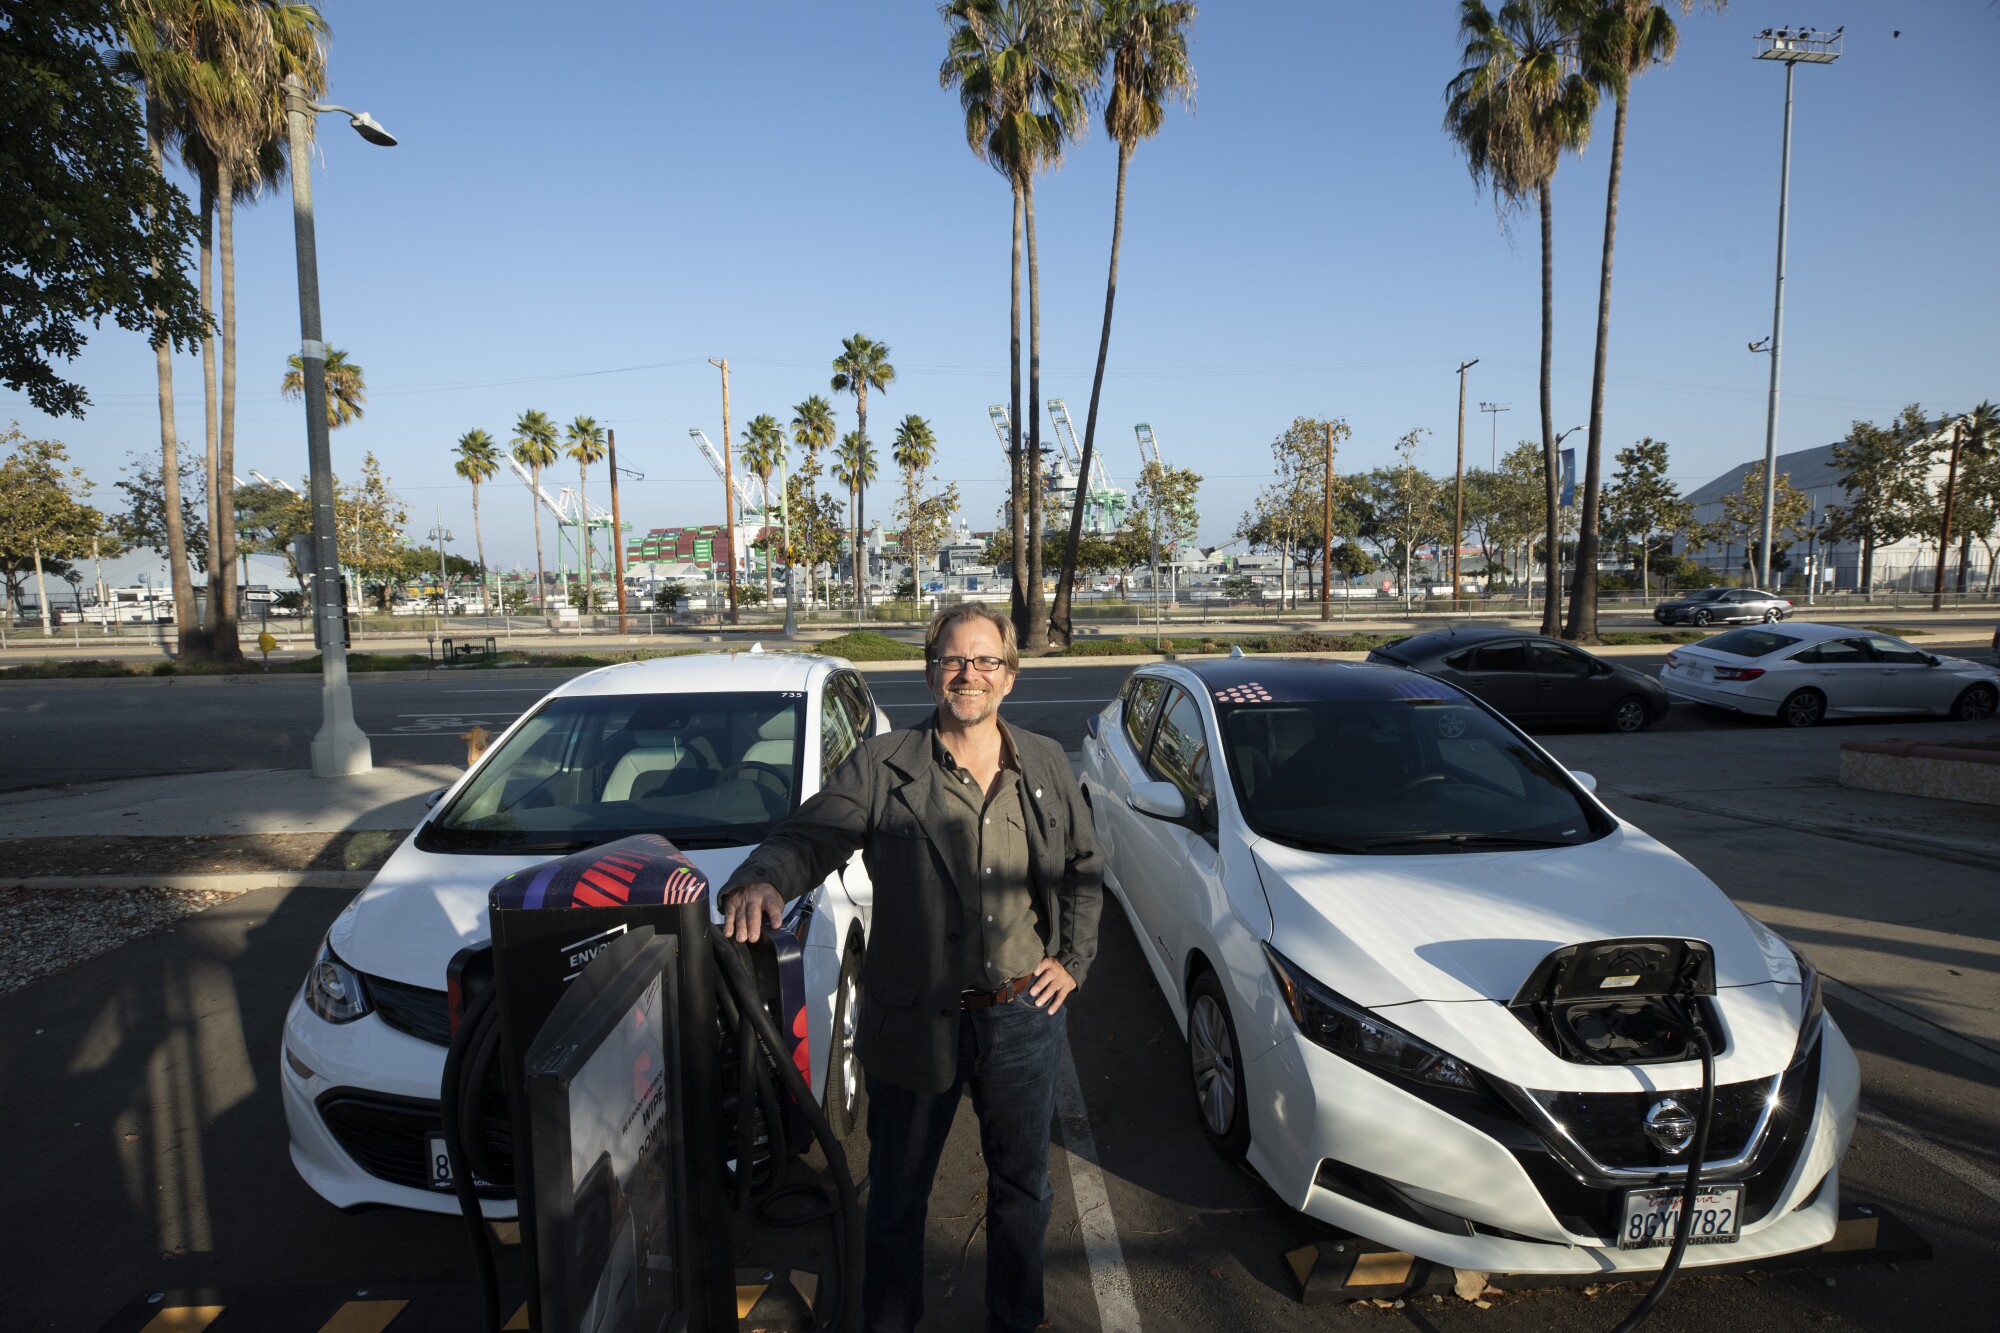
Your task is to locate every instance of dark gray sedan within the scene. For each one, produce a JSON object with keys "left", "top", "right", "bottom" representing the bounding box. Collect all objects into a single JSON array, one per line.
[
  {"left": 1367, "top": 624, "right": 1670, "bottom": 732},
  {"left": 1653, "top": 587, "right": 1793, "bottom": 626}
]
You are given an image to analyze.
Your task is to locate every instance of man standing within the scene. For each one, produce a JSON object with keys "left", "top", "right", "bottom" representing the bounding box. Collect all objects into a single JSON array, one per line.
[{"left": 720, "top": 603, "right": 1103, "bottom": 1333}]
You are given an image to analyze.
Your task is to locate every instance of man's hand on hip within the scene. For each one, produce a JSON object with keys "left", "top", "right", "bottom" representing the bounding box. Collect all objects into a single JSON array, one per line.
[
  {"left": 1029, "top": 956, "right": 1077, "bottom": 1014},
  {"left": 721, "top": 883, "right": 783, "bottom": 943}
]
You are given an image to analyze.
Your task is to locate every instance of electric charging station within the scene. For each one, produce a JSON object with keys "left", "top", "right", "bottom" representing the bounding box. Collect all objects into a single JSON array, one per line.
[{"left": 438, "top": 833, "right": 860, "bottom": 1333}]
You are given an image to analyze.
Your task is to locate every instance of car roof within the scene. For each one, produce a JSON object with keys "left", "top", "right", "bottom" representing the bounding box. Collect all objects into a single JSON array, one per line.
[
  {"left": 1387, "top": 623, "right": 1542, "bottom": 654},
  {"left": 1165, "top": 656, "right": 1464, "bottom": 705},
  {"left": 1679, "top": 622, "right": 1866, "bottom": 654},
  {"left": 551, "top": 649, "right": 839, "bottom": 698}
]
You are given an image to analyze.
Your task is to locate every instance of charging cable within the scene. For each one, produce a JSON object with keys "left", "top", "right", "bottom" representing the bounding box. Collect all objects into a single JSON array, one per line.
[{"left": 1612, "top": 1015, "right": 1717, "bottom": 1333}]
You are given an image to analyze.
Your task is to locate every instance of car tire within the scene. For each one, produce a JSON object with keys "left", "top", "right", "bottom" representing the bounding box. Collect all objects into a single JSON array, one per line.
[
  {"left": 1607, "top": 695, "right": 1652, "bottom": 733},
  {"left": 1778, "top": 688, "right": 1826, "bottom": 728},
  {"left": 1951, "top": 682, "right": 1998, "bottom": 723},
  {"left": 1187, "top": 969, "right": 1251, "bottom": 1163},
  {"left": 1762, "top": 609, "right": 1779, "bottom": 623},
  {"left": 1692, "top": 610, "right": 1712, "bottom": 627},
  {"left": 823, "top": 936, "right": 865, "bottom": 1141}
]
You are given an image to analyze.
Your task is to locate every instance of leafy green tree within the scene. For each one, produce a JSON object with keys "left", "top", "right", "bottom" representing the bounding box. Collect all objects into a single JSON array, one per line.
[
  {"left": 789, "top": 395, "right": 839, "bottom": 605},
  {"left": 2, "top": 0, "right": 206, "bottom": 419},
  {"left": 1601, "top": 436, "right": 1691, "bottom": 596},
  {"left": 1929, "top": 401, "right": 1997, "bottom": 604},
  {"left": 116, "top": 448, "right": 209, "bottom": 570},
  {"left": 282, "top": 347, "right": 366, "bottom": 431},
  {"left": 739, "top": 413, "right": 787, "bottom": 605},
  {"left": 1446, "top": 0, "right": 1596, "bottom": 635},
  {"left": 510, "top": 409, "right": 560, "bottom": 609},
  {"left": 334, "top": 452, "right": 409, "bottom": 612},
  {"left": 233, "top": 475, "right": 309, "bottom": 593},
  {"left": 890, "top": 414, "right": 951, "bottom": 588},
  {"left": 1821, "top": 411, "right": 1929, "bottom": 597},
  {"left": 832, "top": 430, "right": 878, "bottom": 620},
  {"left": 830, "top": 334, "right": 895, "bottom": 611},
  {"left": 453, "top": 428, "right": 500, "bottom": 606},
  {"left": 565, "top": 415, "right": 606, "bottom": 609},
  {"left": 1131, "top": 457, "right": 1201, "bottom": 604},
  {"left": 1354, "top": 429, "right": 1448, "bottom": 601},
  {"left": 941, "top": 0, "right": 1094, "bottom": 650},
  {"left": 1718, "top": 462, "right": 1810, "bottom": 584},
  {"left": 1236, "top": 415, "right": 1348, "bottom": 610},
  {"left": 652, "top": 579, "right": 686, "bottom": 613},
  {"left": 0, "top": 428, "right": 108, "bottom": 633},
  {"left": 1052, "top": 0, "right": 1197, "bottom": 645}
]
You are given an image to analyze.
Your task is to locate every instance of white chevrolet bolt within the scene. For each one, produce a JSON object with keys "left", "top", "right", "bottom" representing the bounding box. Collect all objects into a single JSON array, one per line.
[
  {"left": 281, "top": 651, "right": 883, "bottom": 1216},
  {"left": 1079, "top": 656, "right": 1857, "bottom": 1275}
]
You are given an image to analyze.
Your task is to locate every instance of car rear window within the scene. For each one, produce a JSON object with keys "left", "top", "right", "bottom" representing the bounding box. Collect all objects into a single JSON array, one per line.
[{"left": 1703, "top": 628, "right": 1800, "bottom": 658}]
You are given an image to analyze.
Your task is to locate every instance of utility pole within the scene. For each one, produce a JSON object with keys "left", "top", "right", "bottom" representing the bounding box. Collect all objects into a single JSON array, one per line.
[
  {"left": 1454, "top": 360, "right": 1479, "bottom": 612},
  {"left": 607, "top": 427, "right": 629, "bottom": 635},
  {"left": 1932, "top": 417, "right": 1967, "bottom": 613},
  {"left": 1479, "top": 401, "right": 1510, "bottom": 472},
  {"left": 1752, "top": 27, "right": 1841, "bottom": 592},
  {"left": 1321, "top": 420, "right": 1334, "bottom": 622},
  {"left": 709, "top": 357, "right": 739, "bottom": 625}
]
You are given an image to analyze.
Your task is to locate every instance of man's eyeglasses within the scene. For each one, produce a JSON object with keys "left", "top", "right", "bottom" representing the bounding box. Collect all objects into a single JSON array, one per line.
[{"left": 930, "top": 655, "right": 1007, "bottom": 674}]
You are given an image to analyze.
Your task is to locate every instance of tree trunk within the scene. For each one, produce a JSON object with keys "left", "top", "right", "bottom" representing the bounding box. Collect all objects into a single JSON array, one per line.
[
  {"left": 1537, "top": 180, "right": 1561, "bottom": 638},
  {"left": 528, "top": 468, "right": 545, "bottom": 613},
  {"left": 33, "top": 540, "right": 51, "bottom": 637},
  {"left": 1957, "top": 529, "right": 1972, "bottom": 594},
  {"left": 857, "top": 388, "right": 868, "bottom": 621},
  {"left": 471, "top": 481, "right": 487, "bottom": 611},
  {"left": 579, "top": 464, "right": 593, "bottom": 611},
  {"left": 193, "top": 176, "right": 219, "bottom": 659},
  {"left": 1007, "top": 181, "right": 1028, "bottom": 645},
  {"left": 144, "top": 92, "right": 200, "bottom": 660},
  {"left": 1023, "top": 174, "right": 1048, "bottom": 651},
  {"left": 1053, "top": 140, "right": 1133, "bottom": 650},
  {"left": 1567, "top": 93, "right": 1627, "bottom": 645},
  {"left": 762, "top": 477, "right": 774, "bottom": 608},
  {"left": 212, "top": 163, "right": 242, "bottom": 661}
]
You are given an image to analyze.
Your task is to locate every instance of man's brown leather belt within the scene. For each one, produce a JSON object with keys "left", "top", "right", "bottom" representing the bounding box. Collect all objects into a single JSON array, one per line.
[{"left": 961, "top": 973, "right": 1036, "bottom": 1010}]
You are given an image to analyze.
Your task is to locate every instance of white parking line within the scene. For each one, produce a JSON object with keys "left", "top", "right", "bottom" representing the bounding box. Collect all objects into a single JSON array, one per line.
[
  {"left": 1859, "top": 1109, "right": 2000, "bottom": 1205},
  {"left": 1055, "top": 1041, "right": 1142, "bottom": 1332}
]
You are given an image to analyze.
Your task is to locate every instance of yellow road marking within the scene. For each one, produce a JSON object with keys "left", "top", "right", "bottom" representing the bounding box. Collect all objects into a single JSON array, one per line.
[
  {"left": 316, "top": 1300, "right": 408, "bottom": 1333},
  {"left": 139, "top": 1308, "right": 225, "bottom": 1333}
]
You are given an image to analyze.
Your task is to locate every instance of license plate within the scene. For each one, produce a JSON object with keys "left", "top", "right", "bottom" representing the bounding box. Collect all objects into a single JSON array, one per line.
[
  {"left": 1618, "top": 1183, "right": 1742, "bottom": 1249},
  {"left": 424, "top": 1132, "right": 493, "bottom": 1193}
]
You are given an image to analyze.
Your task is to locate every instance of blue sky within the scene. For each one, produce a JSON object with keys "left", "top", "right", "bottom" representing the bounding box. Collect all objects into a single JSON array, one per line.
[{"left": 9, "top": 1, "right": 1998, "bottom": 579}]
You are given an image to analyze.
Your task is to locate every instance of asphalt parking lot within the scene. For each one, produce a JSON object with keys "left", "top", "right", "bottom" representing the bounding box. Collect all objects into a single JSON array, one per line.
[{"left": 2, "top": 657, "right": 1997, "bottom": 1330}]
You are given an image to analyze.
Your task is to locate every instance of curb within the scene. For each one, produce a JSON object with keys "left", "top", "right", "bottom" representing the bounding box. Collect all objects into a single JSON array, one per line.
[
  {"left": 0, "top": 870, "right": 377, "bottom": 891},
  {"left": 1603, "top": 783, "right": 1997, "bottom": 872}
]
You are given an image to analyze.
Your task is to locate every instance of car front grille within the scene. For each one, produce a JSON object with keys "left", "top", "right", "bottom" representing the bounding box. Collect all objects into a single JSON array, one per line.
[
  {"left": 1533, "top": 1077, "right": 1771, "bottom": 1171},
  {"left": 366, "top": 974, "right": 452, "bottom": 1047},
  {"left": 317, "top": 1089, "right": 514, "bottom": 1199}
]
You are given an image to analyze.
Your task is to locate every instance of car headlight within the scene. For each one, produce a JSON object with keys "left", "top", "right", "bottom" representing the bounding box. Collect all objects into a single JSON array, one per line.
[
  {"left": 1786, "top": 940, "right": 1824, "bottom": 1045},
  {"left": 305, "top": 936, "right": 371, "bottom": 1024},
  {"left": 1263, "top": 944, "right": 1486, "bottom": 1096}
]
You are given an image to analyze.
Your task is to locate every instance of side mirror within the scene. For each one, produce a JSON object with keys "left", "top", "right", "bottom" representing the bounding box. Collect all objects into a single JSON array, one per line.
[
  {"left": 1085, "top": 713, "right": 1102, "bottom": 740},
  {"left": 1569, "top": 770, "right": 1598, "bottom": 794},
  {"left": 1126, "top": 780, "right": 1188, "bottom": 822},
  {"left": 425, "top": 787, "right": 448, "bottom": 809},
  {"left": 1927, "top": 655, "right": 1942, "bottom": 667}
]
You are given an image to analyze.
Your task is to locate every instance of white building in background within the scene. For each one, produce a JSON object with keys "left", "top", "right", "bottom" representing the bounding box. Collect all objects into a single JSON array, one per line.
[{"left": 1677, "top": 427, "right": 1989, "bottom": 595}]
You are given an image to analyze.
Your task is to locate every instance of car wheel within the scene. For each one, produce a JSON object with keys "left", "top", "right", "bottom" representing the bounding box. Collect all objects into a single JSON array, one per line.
[
  {"left": 1607, "top": 695, "right": 1652, "bottom": 733},
  {"left": 1778, "top": 688, "right": 1826, "bottom": 728},
  {"left": 1762, "top": 608, "right": 1779, "bottom": 623},
  {"left": 1692, "top": 610, "right": 1712, "bottom": 627},
  {"left": 823, "top": 937, "right": 865, "bottom": 1141},
  {"left": 1951, "top": 682, "right": 1998, "bottom": 723},
  {"left": 1187, "top": 970, "right": 1250, "bottom": 1163}
]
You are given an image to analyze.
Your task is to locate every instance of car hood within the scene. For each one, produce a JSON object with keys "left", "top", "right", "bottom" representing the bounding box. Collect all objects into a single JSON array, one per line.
[
  {"left": 1251, "top": 823, "right": 1786, "bottom": 1010},
  {"left": 328, "top": 838, "right": 754, "bottom": 988}
]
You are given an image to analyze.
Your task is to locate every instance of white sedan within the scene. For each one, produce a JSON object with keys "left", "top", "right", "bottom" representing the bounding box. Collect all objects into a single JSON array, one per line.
[
  {"left": 1079, "top": 657, "right": 1856, "bottom": 1276},
  {"left": 282, "top": 650, "right": 884, "bottom": 1216},
  {"left": 1662, "top": 622, "right": 2000, "bottom": 726}
]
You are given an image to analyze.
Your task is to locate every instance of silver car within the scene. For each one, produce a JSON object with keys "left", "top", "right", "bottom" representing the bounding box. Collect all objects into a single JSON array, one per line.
[
  {"left": 1661, "top": 623, "right": 2000, "bottom": 726},
  {"left": 1654, "top": 587, "right": 1793, "bottom": 626}
]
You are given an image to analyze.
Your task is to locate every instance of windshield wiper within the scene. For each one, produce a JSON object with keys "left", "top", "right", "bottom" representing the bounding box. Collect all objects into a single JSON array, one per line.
[
  {"left": 1263, "top": 830, "right": 1368, "bottom": 854},
  {"left": 1361, "top": 831, "right": 1570, "bottom": 850}
]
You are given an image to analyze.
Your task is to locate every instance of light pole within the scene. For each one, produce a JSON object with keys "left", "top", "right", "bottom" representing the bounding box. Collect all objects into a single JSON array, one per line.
[
  {"left": 707, "top": 358, "right": 740, "bottom": 626},
  {"left": 1453, "top": 360, "right": 1479, "bottom": 611},
  {"left": 1751, "top": 26, "right": 1841, "bottom": 593},
  {"left": 779, "top": 453, "right": 798, "bottom": 638},
  {"left": 1553, "top": 424, "right": 1584, "bottom": 616},
  {"left": 429, "top": 512, "right": 452, "bottom": 621},
  {"left": 1479, "top": 401, "right": 1510, "bottom": 472},
  {"left": 283, "top": 74, "right": 394, "bottom": 777}
]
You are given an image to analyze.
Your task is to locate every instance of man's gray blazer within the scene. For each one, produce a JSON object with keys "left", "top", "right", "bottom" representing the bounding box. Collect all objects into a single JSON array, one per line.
[{"left": 720, "top": 716, "right": 1104, "bottom": 1093}]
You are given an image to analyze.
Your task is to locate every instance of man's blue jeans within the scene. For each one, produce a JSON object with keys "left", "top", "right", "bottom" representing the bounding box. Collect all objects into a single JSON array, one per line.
[{"left": 862, "top": 995, "right": 1067, "bottom": 1333}]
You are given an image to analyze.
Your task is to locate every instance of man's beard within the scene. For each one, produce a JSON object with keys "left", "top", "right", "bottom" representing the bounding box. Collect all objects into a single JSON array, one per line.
[{"left": 936, "top": 679, "right": 1001, "bottom": 725}]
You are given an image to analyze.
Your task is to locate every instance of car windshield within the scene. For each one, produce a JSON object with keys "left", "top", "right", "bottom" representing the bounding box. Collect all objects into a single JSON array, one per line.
[
  {"left": 421, "top": 691, "right": 804, "bottom": 854},
  {"left": 1685, "top": 589, "right": 1727, "bottom": 602},
  {"left": 1703, "top": 628, "right": 1800, "bottom": 658},
  {"left": 1221, "top": 697, "right": 1608, "bottom": 855}
]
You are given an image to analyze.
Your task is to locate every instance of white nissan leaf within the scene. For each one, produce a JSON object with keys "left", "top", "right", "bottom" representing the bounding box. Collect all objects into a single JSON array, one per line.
[
  {"left": 1079, "top": 656, "right": 1857, "bottom": 1275},
  {"left": 281, "top": 651, "right": 884, "bottom": 1216}
]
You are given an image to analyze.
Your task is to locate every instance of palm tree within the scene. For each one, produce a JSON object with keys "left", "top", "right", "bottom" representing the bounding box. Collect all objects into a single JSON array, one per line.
[
  {"left": 791, "top": 395, "right": 837, "bottom": 606},
  {"left": 565, "top": 416, "right": 607, "bottom": 610},
  {"left": 892, "top": 414, "right": 940, "bottom": 592},
  {"left": 1564, "top": 0, "right": 1711, "bottom": 644},
  {"left": 832, "top": 430, "right": 878, "bottom": 620},
  {"left": 941, "top": 0, "right": 1094, "bottom": 651},
  {"left": 510, "top": 409, "right": 560, "bottom": 610},
  {"left": 452, "top": 428, "right": 500, "bottom": 611},
  {"left": 282, "top": 348, "right": 366, "bottom": 430},
  {"left": 740, "top": 413, "right": 787, "bottom": 607},
  {"left": 1445, "top": 0, "right": 1596, "bottom": 637},
  {"left": 830, "top": 334, "right": 896, "bottom": 614},
  {"left": 1933, "top": 402, "right": 1998, "bottom": 611},
  {"left": 1051, "top": 0, "right": 1196, "bottom": 648}
]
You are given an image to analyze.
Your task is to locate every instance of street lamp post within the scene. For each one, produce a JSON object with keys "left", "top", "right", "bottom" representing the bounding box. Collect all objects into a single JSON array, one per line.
[
  {"left": 1453, "top": 360, "right": 1479, "bottom": 612},
  {"left": 779, "top": 454, "right": 797, "bottom": 639},
  {"left": 1479, "top": 401, "right": 1510, "bottom": 473},
  {"left": 283, "top": 74, "right": 395, "bottom": 777},
  {"left": 1751, "top": 27, "right": 1841, "bottom": 593},
  {"left": 1553, "top": 424, "right": 1583, "bottom": 616}
]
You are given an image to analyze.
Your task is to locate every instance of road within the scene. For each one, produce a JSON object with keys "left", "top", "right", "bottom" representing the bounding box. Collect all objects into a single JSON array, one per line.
[{"left": 3, "top": 658, "right": 1999, "bottom": 1329}]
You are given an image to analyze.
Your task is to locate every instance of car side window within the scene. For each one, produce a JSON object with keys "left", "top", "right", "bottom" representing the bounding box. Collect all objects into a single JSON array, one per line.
[
  {"left": 1145, "top": 686, "right": 1215, "bottom": 827},
  {"left": 1864, "top": 636, "right": 1928, "bottom": 665},
  {"left": 1124, "top": 676, "right": 1167, "bottom": 751},
  {"left": 1471, "top": 642, "right": 1529, "bottom": 672},
  {"left": 820, "top": 681, "right": 859, "bottom": 773},
  {"left": 833, "top": 670, "right": 877, "bottom": 737},
  {"left": 1810, "top": 639, "right": 1872, "bottom": 665},
  {"left": 1528, "top": 642, "right": 1593, "bottom": 676},
  {"left": 1442, "top": 648, "right": 1474, "bottom": 669}
]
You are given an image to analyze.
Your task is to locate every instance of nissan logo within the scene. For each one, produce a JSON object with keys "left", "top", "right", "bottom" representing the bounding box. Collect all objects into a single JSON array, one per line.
[{"left": 1644, "top": 1098, "right": 1698, "bottom": 1154}]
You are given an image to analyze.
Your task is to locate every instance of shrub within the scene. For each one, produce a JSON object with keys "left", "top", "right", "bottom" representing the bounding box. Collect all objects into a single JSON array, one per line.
[{"left": 810, "top": 631, "right": 924, "bottom": 662}]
